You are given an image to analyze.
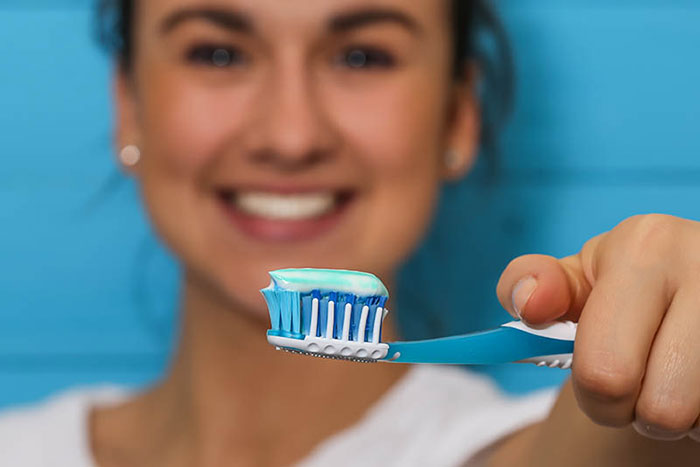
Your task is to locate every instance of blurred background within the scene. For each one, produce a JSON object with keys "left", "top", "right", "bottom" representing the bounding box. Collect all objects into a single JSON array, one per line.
[{"left": 1, "top": 0, "right": 699, "bottom": 409}]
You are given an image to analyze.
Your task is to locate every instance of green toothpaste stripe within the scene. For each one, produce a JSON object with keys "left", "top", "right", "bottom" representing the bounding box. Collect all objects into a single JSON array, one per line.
[{"left": 267, "top": 268, "right": 389, "bottom": 297}]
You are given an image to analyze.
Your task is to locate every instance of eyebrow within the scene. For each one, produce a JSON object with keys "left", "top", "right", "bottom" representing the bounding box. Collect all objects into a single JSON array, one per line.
[
  {"left": 160, "top": 7, "right": 253, "bottom": 35},
  {"left": 329, "top": 8, "right": 421, "bottom": 35},
  {"left": 159, "top": 6, "right": 420, "bottom": 37}
]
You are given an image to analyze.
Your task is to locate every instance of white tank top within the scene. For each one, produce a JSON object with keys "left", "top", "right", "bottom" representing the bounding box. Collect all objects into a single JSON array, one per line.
[{"left": 0, "top": 365, "right": 558, "bottom": 466}]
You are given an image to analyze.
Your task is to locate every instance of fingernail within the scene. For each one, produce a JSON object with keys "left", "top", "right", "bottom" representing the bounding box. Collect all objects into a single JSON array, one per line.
[
  {"left": 512, "top": 275, "right": 537, "bottom": 319},
  {"left": 632, "top": 420, "right": 687, "bottom": 441},
  {"left": 689, "top": 426, "right": 700, "bottom": 442}
]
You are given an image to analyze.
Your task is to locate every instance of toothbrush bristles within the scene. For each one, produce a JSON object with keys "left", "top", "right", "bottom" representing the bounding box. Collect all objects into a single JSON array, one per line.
[{"left": 276, "top": 347, "right": 377, "bottom": 364}]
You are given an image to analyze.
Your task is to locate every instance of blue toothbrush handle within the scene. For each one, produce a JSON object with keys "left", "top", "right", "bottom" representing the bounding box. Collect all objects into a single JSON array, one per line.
[{"left": 382, "top": 320, "right": 577, "bottom": 369}]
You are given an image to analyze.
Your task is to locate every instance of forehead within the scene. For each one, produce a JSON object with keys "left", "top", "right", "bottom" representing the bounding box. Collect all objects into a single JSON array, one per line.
[{"left": 137, "top": 0, "right": 451, "bottom": 35}]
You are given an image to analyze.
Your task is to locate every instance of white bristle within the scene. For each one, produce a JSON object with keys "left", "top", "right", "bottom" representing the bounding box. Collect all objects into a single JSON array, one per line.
[
  {"left": 357, "top": 305, "right": 369, "bottom": 343},
  {"left": 372, "top": 306, "right": 384, "bottom": 344},
  {"left": 310, "top": 298, "right": 319, "bottom": 337},
  {"left": 341, "top": 303, "right": 352, "bottom": 341},
  {"left": 326, "top": 300, "right": 335, "bottom": 338}
]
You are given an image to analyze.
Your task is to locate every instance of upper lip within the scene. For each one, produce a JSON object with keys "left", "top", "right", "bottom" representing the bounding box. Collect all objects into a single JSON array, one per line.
[{"left": 214, "top": 183, "right": 357, "bottom": 195}]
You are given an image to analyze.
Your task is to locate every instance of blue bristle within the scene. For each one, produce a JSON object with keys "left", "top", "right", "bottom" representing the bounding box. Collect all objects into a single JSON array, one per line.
[
  {"left": 301, "top": 294, "right": 313, "bottom": 335},
  {"left": 350, "top": 301, "right": 361, "bottom": 341},
  {"left": 318, "top": 296, "right": 328, "bottom": 338},
  {"left": 281, "top": 290, "right": 301, "bottom": 333},
  {"left": 333, "top": 296, "right": 343, "bottom": 339},
  {"left": 292, "top": 292, "right": 301, "bottom": 333},
  {"left": 279, "top": 291, "right": 290, "bottom": 331},
  {"left": 343, "top": 294, "right": 356, "bottom": 340},
  {"left": 261, "top": 288, "right": 305, "bottom": 339},
  {"left": 368, "top": 306, "right": 378, "bottom": 342},
  {"left": 261, "top": 288, "right": 281, "bottom": 331}
]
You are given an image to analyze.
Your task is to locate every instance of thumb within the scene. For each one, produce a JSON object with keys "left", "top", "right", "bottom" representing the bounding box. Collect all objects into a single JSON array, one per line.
[{"left": 495, "top": 248, "right": 597, "bottom": 324}]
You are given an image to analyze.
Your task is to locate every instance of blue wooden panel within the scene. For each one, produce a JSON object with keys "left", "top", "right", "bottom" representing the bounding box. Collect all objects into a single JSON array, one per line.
[
  {"left": 0, "top": 10, "right": 179, "bottom": 361},
  {"left": 499, "top": 2, "right": 700, "bottom": 170},
  {"left": 0, "top": 1, "right": 92, "bottom": 8},
  {"left": 0, "top": 179, "right": 178, "bottom": 355},
  {"left": 0, "top": 9, "right": 111, "bottom": 182}
]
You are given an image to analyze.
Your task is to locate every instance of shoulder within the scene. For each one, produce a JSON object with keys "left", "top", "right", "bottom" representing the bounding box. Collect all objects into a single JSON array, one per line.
[
  {"left": 300, "top": 365, "right": 560, "bottom": 467},
  {"left": 0, "top": 386, "right": 130, "bottom": 467}
]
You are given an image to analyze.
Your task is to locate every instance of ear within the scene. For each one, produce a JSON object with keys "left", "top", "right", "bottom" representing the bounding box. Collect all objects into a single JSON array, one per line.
[
  {"left": 113, "top": 66, "right": 142, "bottom": 175},
  {"left": 442, "top": 63, "right": 481, "bottom": 182}
]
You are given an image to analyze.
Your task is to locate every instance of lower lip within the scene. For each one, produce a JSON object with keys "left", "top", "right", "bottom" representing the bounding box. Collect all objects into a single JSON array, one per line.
[{"left": 218, "top": 195, "right": 353, "bottom": 242}]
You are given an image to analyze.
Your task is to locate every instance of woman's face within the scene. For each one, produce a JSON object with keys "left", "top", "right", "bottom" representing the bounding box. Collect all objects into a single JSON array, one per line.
[{"left": 116, "top": 0, "right": 478, "bottom": 316}]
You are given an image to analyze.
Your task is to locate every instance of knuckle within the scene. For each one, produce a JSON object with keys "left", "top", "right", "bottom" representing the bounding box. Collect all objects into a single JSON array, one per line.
[
  {"left": 620, "top": 214, "right": 677, "bottom": 257},
  {"left": 636, "top": 397, "right": 696, "bottom": 432},
  {"left": 573, "top": 360, "right": 640, "bottom": 402}
]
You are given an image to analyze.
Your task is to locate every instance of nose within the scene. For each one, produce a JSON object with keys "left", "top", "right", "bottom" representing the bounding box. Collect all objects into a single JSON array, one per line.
[{"left": 247, "top": 52, "right": 338, "bottom": 172}]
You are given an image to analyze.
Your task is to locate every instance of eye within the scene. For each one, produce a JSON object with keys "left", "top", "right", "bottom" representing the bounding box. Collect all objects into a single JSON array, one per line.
[
  {"left": 336, "top": 47, "right": 395, "bottom": 69},
  {"left": 186, "top": 44, "right": 246, "bottom": 68}
]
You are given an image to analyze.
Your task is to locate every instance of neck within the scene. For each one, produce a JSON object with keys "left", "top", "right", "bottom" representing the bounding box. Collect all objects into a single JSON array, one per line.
[{"left": 92, "top": 270, "right": 407, "bottom": 467}]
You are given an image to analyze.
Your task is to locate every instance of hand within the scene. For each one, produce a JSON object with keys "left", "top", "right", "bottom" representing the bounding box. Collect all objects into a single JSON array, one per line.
[{"left": 496, "top": 214, "right": 700, "bottom": 442}]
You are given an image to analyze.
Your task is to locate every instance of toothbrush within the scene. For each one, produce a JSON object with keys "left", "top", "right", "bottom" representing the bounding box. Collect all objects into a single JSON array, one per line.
[{"left": 261, "top": 268, "right": 576, "bottom": 369}]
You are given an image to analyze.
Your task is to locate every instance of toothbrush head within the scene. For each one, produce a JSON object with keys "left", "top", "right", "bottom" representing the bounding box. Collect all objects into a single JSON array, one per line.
[{"left": 260, "top": 268, "right": 390, "bottom": 362}]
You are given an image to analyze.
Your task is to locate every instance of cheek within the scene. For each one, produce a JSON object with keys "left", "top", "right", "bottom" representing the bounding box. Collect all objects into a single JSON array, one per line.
[
  {"left": 138, "top": 70, "right": 252, "bottom": 175},
  {"left": 325, "top": 76, "right": 447, "bottom": 269},
  {"left": 361, "top": 168, "right": 441, "bottom": 277},
  {"left": 328, "top": 74, "right": 447, "bottom": 173}
]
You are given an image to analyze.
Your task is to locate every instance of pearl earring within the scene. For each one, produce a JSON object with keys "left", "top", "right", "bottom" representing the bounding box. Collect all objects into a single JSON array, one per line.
[
  {"left": 119, "top": 144, "right": 141, "bottom": 167},
  {"left": 444, "top": 149, "right": 463, "bottom": 171}
]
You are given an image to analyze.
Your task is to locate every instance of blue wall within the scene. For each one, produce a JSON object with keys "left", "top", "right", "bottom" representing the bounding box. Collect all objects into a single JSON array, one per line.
[{"left": 1, "top": 1, "right": 699, "bottom": 408}]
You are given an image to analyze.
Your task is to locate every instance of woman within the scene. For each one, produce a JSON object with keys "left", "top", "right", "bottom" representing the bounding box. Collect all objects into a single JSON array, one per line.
[{"left": 1, "top": 0, "right": 699, "bottom": 465}]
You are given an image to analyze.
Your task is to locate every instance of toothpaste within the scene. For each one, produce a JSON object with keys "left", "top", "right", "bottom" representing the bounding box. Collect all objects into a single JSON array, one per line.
[{"left": 266, "top": 268, "right": 389, "bottom": 297}]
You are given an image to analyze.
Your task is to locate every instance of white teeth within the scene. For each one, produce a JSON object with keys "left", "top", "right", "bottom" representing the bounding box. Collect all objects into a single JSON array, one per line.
[{"left": 234, "top": 192, "right": 336, "bottom": 220}]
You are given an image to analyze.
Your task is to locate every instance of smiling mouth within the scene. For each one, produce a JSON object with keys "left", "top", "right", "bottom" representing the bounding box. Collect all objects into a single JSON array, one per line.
[{"left": 216, "top": 189, "right": 356, "bottom": 241}]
